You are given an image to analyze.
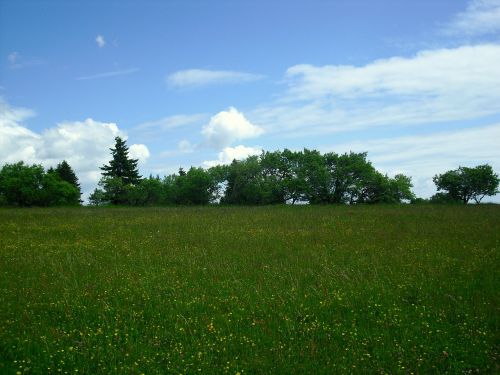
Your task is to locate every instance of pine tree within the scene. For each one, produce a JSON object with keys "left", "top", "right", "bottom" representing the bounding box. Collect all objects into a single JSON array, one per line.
[
  {"left": 55, "top": 161, "right": 81, "bottom": 190},
  {"left": 100, "top": 137, "right": 141, "bottom": 185},
  {"left": 54, "top": 160, "right": 82, "bottom": 202}
]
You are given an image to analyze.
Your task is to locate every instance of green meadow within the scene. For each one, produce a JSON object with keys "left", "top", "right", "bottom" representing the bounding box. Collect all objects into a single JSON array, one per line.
[{"left": 0, "top": 205, "right": 499, "bottom": 374}]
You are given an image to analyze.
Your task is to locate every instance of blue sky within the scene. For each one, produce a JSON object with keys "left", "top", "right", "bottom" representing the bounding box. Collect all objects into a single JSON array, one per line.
[{"left": 1, "top": 0, "right": 500, "bottom": 201}]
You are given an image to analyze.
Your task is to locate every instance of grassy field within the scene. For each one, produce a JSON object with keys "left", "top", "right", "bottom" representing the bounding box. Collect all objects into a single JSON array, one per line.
[{"left": 0, "top": 205, "right": 499, "bottom": 374}]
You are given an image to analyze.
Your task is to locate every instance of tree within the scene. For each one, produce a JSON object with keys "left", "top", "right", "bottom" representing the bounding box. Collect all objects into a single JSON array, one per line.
[
  {"left": 222, "top": 156, "right": 267, "bottom": 205},
  {"left": 101, "top": 137, "right": 141, "bottom": 185},
  {"left": 41, "top": 172, "right": 81, "bottom": 206},
  {"left": 0, "top": 162, "right": 45, "bottom": 206},
  {"left": 0, "top": 162, "right": 79, "bottom": 206},
  {"left": 88, "top": 188, "right": 107, "bottom": 206},
  {"left": 174, "top": 167, "right": 214, "bottom": 205},
  {"left": 100, "top": 137, "right": 142, "bottom": 204},
  {"left": 54, "top": 160, "right": 82, "bottom": 202},
  {"left": 433, "top": 164, "right": 499, "bottom": 204}
]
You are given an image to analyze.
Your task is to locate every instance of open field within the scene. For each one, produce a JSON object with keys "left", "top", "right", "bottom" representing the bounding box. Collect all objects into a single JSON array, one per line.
[{"left": 0, "top": 205, "right": 499, "bottom": 374}]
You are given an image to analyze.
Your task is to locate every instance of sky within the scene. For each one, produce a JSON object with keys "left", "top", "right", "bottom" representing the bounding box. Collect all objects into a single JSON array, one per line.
[{"left": 1, "top": 0, "right": 500, "bottom": 202}]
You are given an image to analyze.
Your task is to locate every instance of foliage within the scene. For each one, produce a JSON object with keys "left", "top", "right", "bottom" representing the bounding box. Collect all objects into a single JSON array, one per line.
[
  {"left": 0, "top": 162, "right": 45, "bottom": 206},
  {"left": 99, "top": 137, "right": 142, "bottom": 204},
  {"left": 55, "top": 160, "right": 82, "bottom": 201},
  {"left": 88, "top": 188, "right": 108, "bottom": 206},
  {"left": 220, "top": 150, "right": 414, "bottom": 205},
  {"left": 429, "top": 192, "right": 462, "bottom": 204},
  {"left": 173, "top": 167, "right": 214, "bottom": 205},
  {"left": 0, "top": 205, "right": 498, "bottom": 373},
  {"left": 433, "top": 164, "right": 499, "bottom": 204},
  {"left": 41, "top": 171, "right": 81, "bottom": 206},
  {"left": 0, "top": 161, "right": 80, "bottom": 206}
]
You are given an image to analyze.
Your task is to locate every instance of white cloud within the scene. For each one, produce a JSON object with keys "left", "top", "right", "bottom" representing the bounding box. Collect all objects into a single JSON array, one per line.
[
  {"left": 129, "top": 144, "right": 150, "bottom": 164},
  {"left": 0, "top": 100, "right": 150, "bottom": 201},
  {"left": 0, "top": 100, "right": 39, "bottom": 163},
  {"left": 167, "top": 69, "right": 264, "bottom": 88},
  {"left": 285, "top": 44, "right": 500, "bottom": 100},
  {"left": 76, "top": 68, "right": 139, "bottom": 80},
  {"left": 323, "top": 124, "right": 500, "bottom": 200},
  {"left": 252, "top": 44, "right": 500, "bottom": 137},
  {"left": 202, "top": 107, "right": 264, "bottom": 148},
  {"left": 96, "top": 35, "right": 106, "bottom": 48},
  {"left": 443, "top": 0, "right": 500, "bottom": 36},
  {"left": 203, "top": 145, "right": 262, "bottom": 168}
]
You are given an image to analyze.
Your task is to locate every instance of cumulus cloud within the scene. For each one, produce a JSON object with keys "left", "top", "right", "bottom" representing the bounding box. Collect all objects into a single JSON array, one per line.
[
  {"left": 0, "top": 100, "right": 150, "bottom": 200},
  {"left": 202, "top": 107, "right": 263, "bottom": 148},
  {"left": 252, "top": 44, "right": 500, "bottom": 137},
  {"left": 129, "top": 144, "right": 150, "bottom": 163},
  {"left": 96, "top": 35, "right": 106, "bottom": 48},
  {"left": 443, "top": 0, "right": 500, "bottom": 36},
  {"left": 0, "top": 100, "right": 39, "bottom": 163},
  {"left": 167, "top": 69, "right": 264, "bottom": 88},
  {"left": 323, "top": 124, "right": 500, "bottom": 200},
  {"left": 203, "top": 145, "right": 262, "bottom": 168}
]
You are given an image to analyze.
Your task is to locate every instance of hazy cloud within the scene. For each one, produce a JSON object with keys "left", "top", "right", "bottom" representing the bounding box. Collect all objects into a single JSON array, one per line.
[
  {"left": 96, "top": 35, "right": 106, "bottom": 48},
  {"left": 7, "top": 52, "right": 19, "bottom": 64},
  {"left": 76, "top": 68, "right": 139, "bottom": 80},
  {"left": 443, "top": 0, "right": 500, "bottom": 36},
  {"left": 135, "top": 113, "right": 207, "bottom": 132},
  {"left": 167, "top": 69, "right": 264, "bottom": 88},
  {"left": 6, "top": 51, "right": 44, "bottom": 69}
]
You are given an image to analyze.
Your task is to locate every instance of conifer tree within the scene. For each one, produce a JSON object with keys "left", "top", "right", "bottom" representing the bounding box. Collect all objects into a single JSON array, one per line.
[
  {"left": 55, "top": 160, "right": 81, "bottom": 195},
  {"left": 100, "top": 137, "right": 141, "bottom": 185},
  {"left": 99, "top": 137, "right": 141, "bottom": 204}
]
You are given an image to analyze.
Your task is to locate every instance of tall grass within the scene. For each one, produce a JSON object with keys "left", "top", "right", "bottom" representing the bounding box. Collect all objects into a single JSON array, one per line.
[{"left": 1, "top": 205, "right": 499, "bottom": 373}]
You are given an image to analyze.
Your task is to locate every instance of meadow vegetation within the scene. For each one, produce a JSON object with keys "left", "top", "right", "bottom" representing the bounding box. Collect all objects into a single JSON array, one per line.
[{"left": 0, "top": 205, "right": 499, "bottom": 373}]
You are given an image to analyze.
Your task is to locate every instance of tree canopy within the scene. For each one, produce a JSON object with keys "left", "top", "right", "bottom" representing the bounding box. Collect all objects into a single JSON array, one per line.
[
  {"left": 88, "top": 149, "right": 416, "bottom": 206},
  {"left": 433, "top": 165, "right": 499, "bottom": 204},
  {"left": 0, "top": 161, "right": 80, "bottom": 207},
  {"left": 98, "top": 137, "right": 142, "bottom": 204},
  {"left": 2, "top": 144, "right": 498, "bottom": 207},
  {"left": 100, "top": 137, "right": 141, "bottom": 185}
]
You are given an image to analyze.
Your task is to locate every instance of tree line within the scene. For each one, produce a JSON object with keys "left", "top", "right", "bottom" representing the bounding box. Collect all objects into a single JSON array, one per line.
[{"left": 0, "top": 137, "right": 498, "bottom": 207}]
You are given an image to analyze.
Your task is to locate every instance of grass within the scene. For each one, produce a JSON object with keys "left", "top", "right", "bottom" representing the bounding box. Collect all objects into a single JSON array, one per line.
[{"left": 0, "top": 205, "right": 499, "bottom": 374}]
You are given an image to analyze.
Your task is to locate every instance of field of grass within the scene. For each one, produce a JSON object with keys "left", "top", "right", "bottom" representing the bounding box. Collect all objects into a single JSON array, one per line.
[{"left": 0, "top": 205, "right": 499, "bottom": 374}]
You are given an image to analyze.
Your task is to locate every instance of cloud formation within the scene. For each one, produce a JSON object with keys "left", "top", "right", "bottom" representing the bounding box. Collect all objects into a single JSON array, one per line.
[
  {"left": 251, "top": 44, "right": 500, "bottom": 137},
  {"left": 96, "top": 35, "right": 106, "bottom": 48},
  {"left": 0, "top": 100, "right": 149, "bottom": 199},
  {"left": 202, "top": 107, "right": 264, "bottom": 148},
  {"left": 443, "top": 0, "right": 500, "bottom": 36},
  {"left": 203, "top": 145, "right": 262, "bottom": 168},
  {"left": 167, "top": 69, "right": 264, "bottom": 88}
]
